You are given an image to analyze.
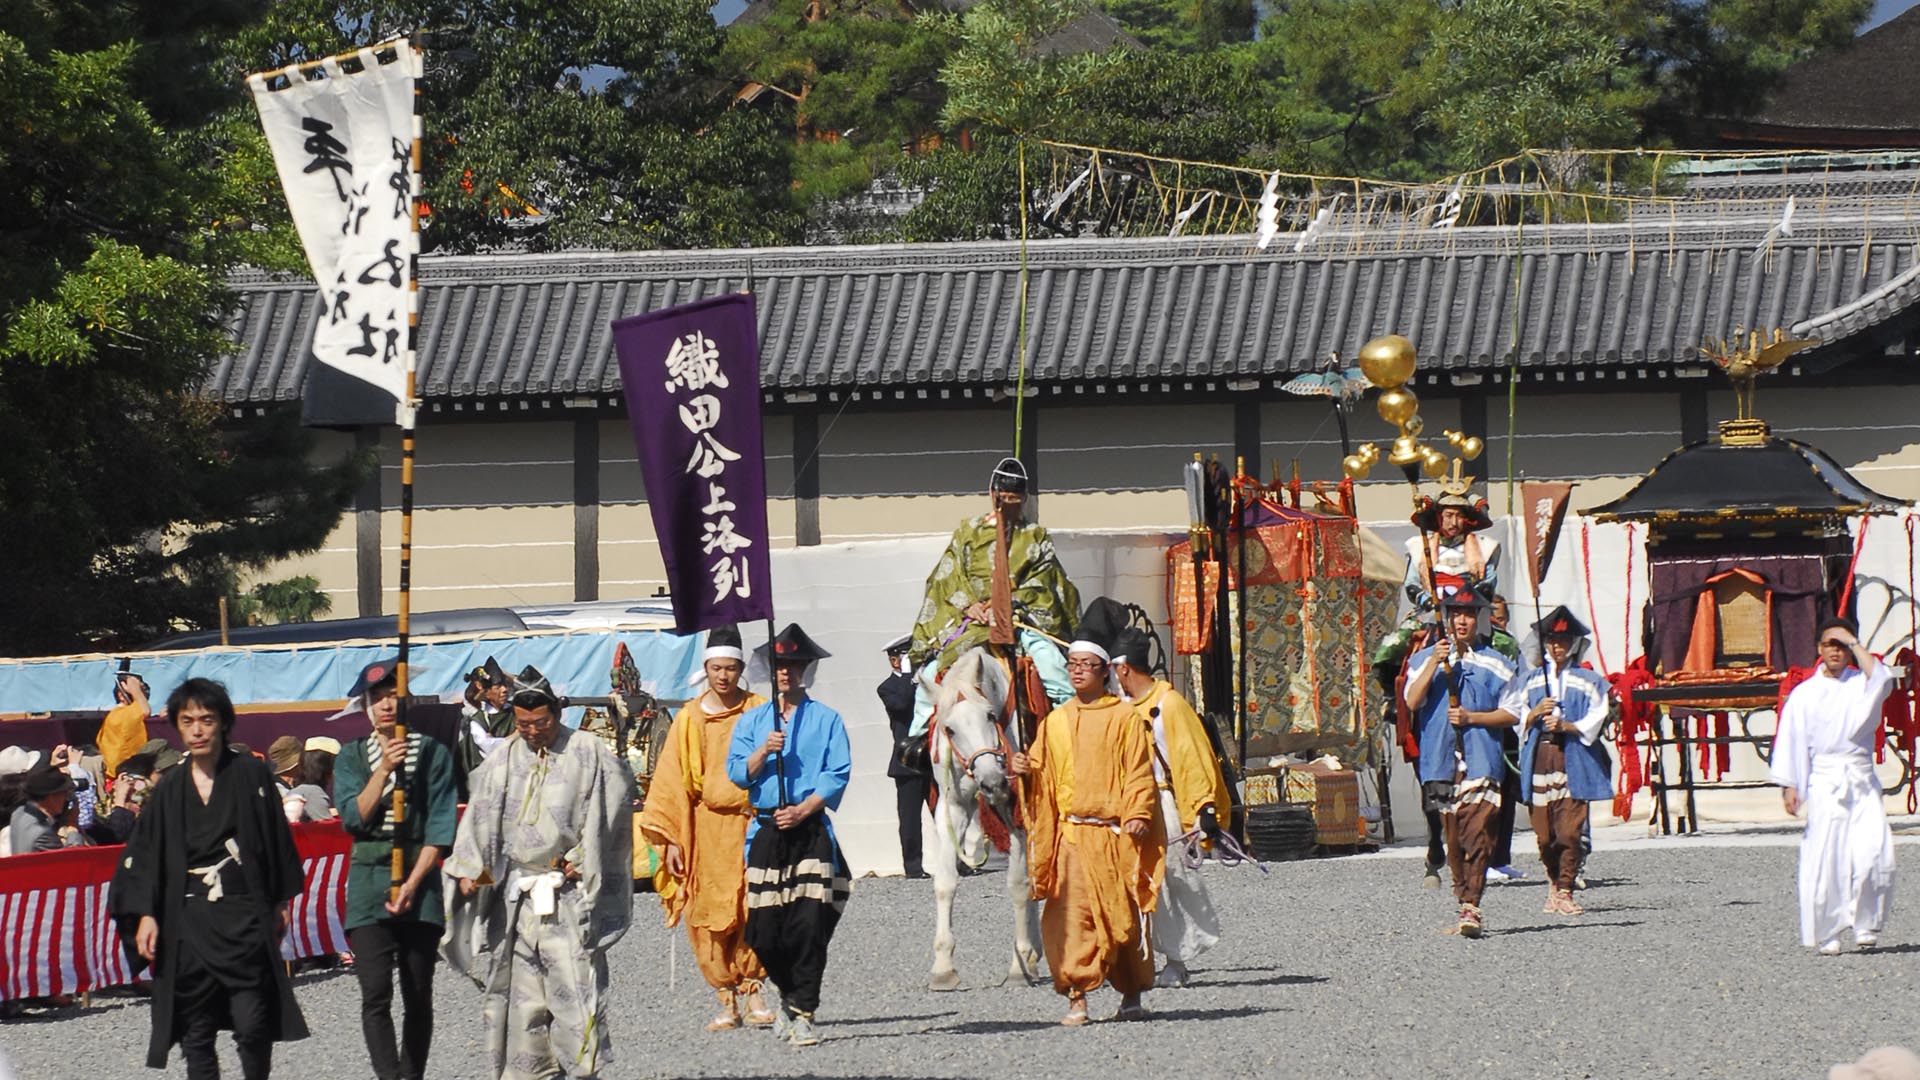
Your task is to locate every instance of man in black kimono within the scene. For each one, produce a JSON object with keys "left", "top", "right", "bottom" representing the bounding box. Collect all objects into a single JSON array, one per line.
[{"left": 110, "top": 677, "right": 308, "bottom": 1079}]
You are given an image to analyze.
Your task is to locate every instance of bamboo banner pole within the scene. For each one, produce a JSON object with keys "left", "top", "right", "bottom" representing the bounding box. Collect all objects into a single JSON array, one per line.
[
  {"left": 389, "top": 40, "right": 425, "bottom": 903},
  {"left": 1014, "top": 140, "right": 1029, "bottom": 457}
]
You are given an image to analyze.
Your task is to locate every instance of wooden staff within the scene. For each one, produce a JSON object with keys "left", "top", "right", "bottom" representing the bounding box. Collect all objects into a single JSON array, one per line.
[
  {"left": 988, "top": 496, "right": 1027, "bottom": 815},
  {"left": 389, "top": 40, "right": 425, "bottom": 903}
]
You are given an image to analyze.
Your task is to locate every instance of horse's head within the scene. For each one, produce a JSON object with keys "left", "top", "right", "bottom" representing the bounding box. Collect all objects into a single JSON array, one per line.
[{"left": 935, "top": 647, "right": 1014, "bottom": 801}]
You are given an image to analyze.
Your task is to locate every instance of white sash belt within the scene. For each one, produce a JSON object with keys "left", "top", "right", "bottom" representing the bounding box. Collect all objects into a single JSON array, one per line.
[
  {"left": 507, "top": 869, "right": 567, "bottom": 917},
  {"left": 187, "top": 838, "right": 243, "bottom": 902}
]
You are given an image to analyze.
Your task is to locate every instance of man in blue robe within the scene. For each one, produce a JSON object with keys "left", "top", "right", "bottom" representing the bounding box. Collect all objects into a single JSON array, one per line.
[
  {"left": 1403, "top": 588, "right": 1517, "bottom": 938},
  {"left": 1502, "top": 606, "right": 1613, "bottom": 917},
  {"left": 727, "top": 623, "right": 852, "bottom": 1048}
]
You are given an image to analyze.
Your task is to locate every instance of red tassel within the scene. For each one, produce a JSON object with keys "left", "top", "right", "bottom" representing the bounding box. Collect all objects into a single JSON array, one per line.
[
  {"left": 1607, "top": 658, "right": 1657, "bottom": 819},
  {"left": 1714, "top": 713, "right": 1731, "bottom": 777}
]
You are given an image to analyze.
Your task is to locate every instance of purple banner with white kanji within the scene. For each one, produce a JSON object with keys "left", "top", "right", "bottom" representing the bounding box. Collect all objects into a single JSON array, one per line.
[{"left": 612, "top": 294, "right": 773, "bottom": 633}]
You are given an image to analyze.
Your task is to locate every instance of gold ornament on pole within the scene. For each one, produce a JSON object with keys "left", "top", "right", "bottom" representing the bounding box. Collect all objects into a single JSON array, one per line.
[{"left": 1342, "top": 335, "right": 1485, "bottom": 485}]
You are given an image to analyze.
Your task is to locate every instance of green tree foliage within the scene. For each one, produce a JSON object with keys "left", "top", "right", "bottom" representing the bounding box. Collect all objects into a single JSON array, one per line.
[
  {"left": 0, "top": 2, "right": 367, "bottom": 655},
  {"left": 249, "top": 575, "right": 334, "bottom": 624},
  {"left": 1256, "top": 0, "right": 1873, "bottom": 180},
  {"left": 1100, "top": 0, "right": 1254, "bottom": 52},
  {"left": 231, "top": 0, "right": 802, "bottom": 253},
  {"left": 724, "top": 0, "right": 956, "bottom": 207}
]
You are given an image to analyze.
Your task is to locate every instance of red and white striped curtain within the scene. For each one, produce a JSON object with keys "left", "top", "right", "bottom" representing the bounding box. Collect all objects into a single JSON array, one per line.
[{"left": 0, "top": 822, "right": 352, "bottom": 1001}]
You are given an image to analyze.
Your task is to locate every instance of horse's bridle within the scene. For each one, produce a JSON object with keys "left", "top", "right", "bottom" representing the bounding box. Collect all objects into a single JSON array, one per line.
[{"left": 939, "top": 692, "right": 1011, "bottom": 782}]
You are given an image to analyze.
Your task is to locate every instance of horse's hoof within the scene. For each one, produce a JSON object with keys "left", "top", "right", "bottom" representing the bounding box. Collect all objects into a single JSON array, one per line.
[{"left": 929, "top": 969, "right": 963, "bottom": 992}]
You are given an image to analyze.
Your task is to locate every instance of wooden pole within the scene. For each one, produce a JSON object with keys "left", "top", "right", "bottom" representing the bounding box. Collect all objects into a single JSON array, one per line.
[
  {"left": 389, "top": 40, "right": 425, "bottom": 903},
  {"left": 1234, "top": 456, "right": 1249, "bottom": 769}
]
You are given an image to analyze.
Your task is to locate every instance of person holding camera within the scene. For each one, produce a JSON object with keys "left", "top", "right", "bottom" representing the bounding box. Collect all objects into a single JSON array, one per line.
[
  {"left": 99, "top": 670, "right": 153, "bottom": 778},
  {"left": 8, "top": 757, "right": 91, "bottom": 853}
]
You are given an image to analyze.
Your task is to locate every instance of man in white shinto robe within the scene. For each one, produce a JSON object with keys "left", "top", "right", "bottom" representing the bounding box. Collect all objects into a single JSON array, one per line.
[
  {"left": 445, "top": 666, "right": 635, "bottom": 1077},
  {"left": 1769, "top": 618, "right": 1896, "bottom": 955}
]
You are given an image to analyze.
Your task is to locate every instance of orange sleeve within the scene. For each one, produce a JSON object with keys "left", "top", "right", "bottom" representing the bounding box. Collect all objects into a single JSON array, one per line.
[{"left": 636, "top": 706, "right": 698, "bottom": 926}]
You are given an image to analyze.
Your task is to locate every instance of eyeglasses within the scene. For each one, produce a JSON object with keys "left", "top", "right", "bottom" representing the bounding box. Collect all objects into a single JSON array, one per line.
[{"left": 1065, "top": 659, "right": 1106, "bottom": 672}]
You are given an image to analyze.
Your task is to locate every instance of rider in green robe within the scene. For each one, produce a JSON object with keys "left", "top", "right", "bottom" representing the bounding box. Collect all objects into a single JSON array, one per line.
[{"left": 906, "top": 457, "right": 1079, "bottom": 736}]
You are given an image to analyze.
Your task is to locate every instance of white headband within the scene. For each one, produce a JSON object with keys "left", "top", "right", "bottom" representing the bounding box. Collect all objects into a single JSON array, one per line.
[
  {"left": 703, "top": 646, "right": 746, "bottom": 663},
  {"left": 1067, "top": 640, "right": 1110, "bottom": 662}
]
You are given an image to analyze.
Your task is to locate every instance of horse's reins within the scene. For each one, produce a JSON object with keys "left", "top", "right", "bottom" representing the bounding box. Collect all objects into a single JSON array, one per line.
[{"left": 1170, "top": 825, "right": 1266, "bottom": 873}]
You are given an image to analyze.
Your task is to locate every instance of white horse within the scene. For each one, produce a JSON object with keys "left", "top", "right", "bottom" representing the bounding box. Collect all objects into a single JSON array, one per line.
[{"left": 924, "top": 646, "right": 1044, "bottom": 991}]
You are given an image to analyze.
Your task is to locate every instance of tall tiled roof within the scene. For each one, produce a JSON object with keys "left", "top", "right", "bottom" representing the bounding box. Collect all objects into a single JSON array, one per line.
[
  {"left": 215, "top": 209, "right": 1920, "bottom": 405},
  {"left": 1736, "top": 9, "right": 1920, "bottom": 137}
]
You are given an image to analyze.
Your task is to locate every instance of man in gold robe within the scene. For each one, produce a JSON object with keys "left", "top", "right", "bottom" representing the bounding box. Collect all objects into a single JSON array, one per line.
[
  {"left": 637, "top": 627, "right": 774, "bottom": 1031},
  {"left": 1111, "top": 629, "right": 1228, "bottom": 988},
  {"left": 1010, "top": 623, "right": 1164, "bottom": 1026}
]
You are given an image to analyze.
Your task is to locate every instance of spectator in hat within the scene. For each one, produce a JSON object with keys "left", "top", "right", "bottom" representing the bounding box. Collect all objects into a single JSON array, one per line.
[
  {"left": 0, "top": 746, "right": 43, "bottom": 778},
  {"left": 269, "top": 736, "right": 304, "bottom": 793},
  {"left": 129, "top": 738, "right": 184, "bottom": 777},
  {"left": 98, "top": 669, "right": 152, "bottom": 778},
  {"left": 271, "top": 736, "right": 336, "bottom": 823},
  {"left": 8, "top": 766, "right": 90, "bottom": 853}
]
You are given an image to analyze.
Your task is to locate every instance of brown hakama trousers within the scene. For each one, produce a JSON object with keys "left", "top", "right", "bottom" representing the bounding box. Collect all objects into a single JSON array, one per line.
[
  {"left": 1527, "top": 738, "right": 1588, "bottom": 893},
  {"left": 1441, "top": 775, "right": 1501, "bottom": 906}
]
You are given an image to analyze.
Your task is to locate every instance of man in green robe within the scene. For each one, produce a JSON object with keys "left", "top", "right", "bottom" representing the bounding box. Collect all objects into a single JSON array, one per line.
[
  {"left": 335, "top": 657, "right": 460, "bottom": 1080},
  {"left": 906, "top": 457, "right": 1079, "bottom": 737}
]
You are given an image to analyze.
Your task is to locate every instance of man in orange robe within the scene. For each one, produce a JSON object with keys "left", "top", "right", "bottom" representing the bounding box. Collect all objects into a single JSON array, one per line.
[
  {"left": 638, "top": 627, "right": 774, "bottom": 1031},
  {"left": 1011, "top": 625, "right": 1164, "bottom": 1026}
]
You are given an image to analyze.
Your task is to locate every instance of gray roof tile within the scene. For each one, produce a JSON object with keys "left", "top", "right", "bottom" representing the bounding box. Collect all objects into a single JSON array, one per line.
[{"left": 215, "top": 215, "right": 1920, "bottom": 405}]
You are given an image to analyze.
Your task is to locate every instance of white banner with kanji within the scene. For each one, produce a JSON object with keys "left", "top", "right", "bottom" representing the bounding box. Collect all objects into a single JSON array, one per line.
[{"left": 248, "top": 41, "right": 419, "bottom": 424}]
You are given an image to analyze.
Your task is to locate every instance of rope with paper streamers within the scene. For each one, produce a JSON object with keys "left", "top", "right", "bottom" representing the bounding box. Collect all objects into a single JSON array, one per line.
[{"left": 1026, "top": 142, "right": 1920, "bottom": 258}]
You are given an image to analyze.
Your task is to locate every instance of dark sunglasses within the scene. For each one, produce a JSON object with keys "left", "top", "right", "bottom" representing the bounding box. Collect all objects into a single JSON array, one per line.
[{"left": 1821, "top": 638, "right": 1851, "bottom": 649}]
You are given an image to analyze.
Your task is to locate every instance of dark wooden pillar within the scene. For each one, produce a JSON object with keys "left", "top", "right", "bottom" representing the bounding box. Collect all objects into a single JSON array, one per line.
[
  {"left": 1458, "top": 387, "right": 1489, "bottom": 444},
  {"left": 793, "top": 406, "right": 821, "bottom": 547},
  {"left": 1234, "top": 398, "right": 1261, "bottom": 478},
  {"left": 1680, "top": 386, "right": 1709, "bottom": 444},
  {"left": 574, "top": 418, "right": 600, "bottom": 601},
  {"left": 354, "top": 425, "right": 383, "bottom": 618}
]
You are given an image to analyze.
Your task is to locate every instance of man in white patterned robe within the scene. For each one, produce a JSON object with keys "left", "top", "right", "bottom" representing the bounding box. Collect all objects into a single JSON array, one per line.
[{"left": 445, "top": 667, "right": 634, "bottom": 1078}]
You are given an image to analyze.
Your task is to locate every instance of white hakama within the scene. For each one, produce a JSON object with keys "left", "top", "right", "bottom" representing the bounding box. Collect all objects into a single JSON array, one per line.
[
  {"left": 1152, "top": 789, "right": 1221, "bottom": 965},
  {"left": 1771, "top": 663, "right": 1897, "bottom": 948}
]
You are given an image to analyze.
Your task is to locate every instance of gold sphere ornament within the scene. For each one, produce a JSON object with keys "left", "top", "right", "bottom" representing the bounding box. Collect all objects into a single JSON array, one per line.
[
  {"left": 1342, "top": 454, "right": 1373, "bottom": 480},
  {"left": 1375, "top": 386, "right": 1419, "bottom": 426},
  {"left": 1403, "top": 414, "right": 1425, "bottom": 438},
  {"left": 1421, "top": 446, "right": 1448, "bottom": 478},
  {"left": 1359, "top": 335, "right": 1418, "bottom": 389}
]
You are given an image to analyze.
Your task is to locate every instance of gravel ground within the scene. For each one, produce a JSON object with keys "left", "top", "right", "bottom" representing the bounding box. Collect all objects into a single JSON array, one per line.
[{"left": 6, "top": 837, "right": 1915, "bottom": 1080}]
